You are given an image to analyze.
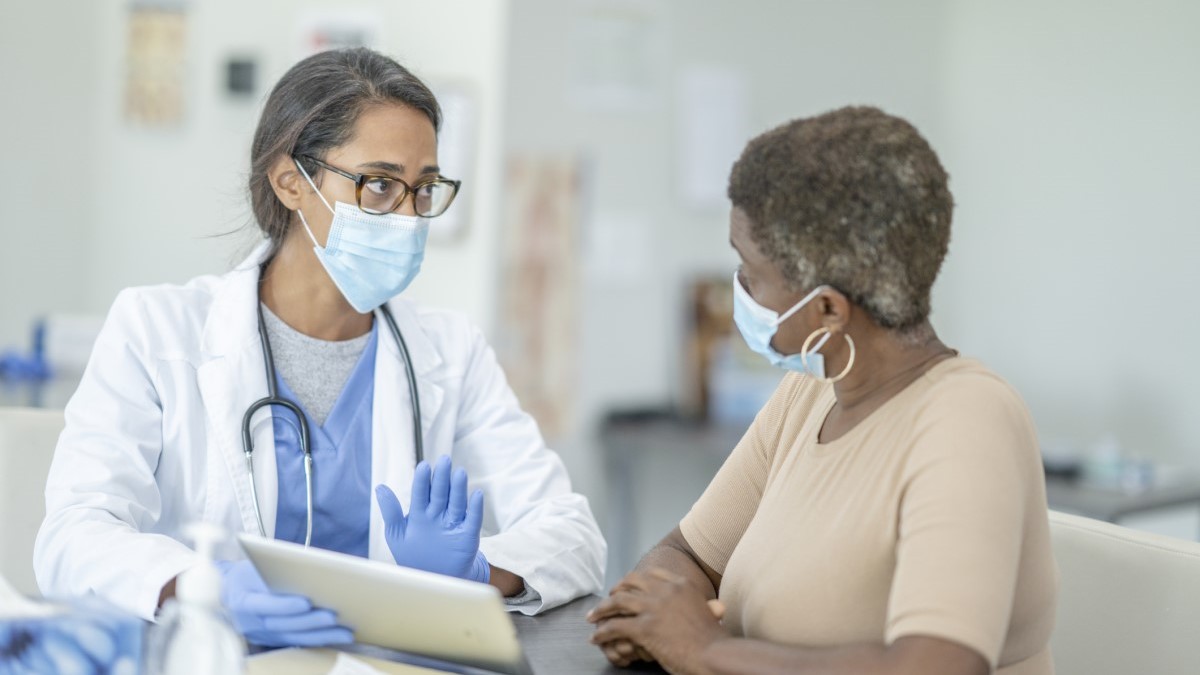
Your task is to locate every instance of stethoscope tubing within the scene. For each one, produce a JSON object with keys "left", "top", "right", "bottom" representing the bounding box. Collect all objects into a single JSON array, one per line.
[{"left": 242, "top": 298, "right": 423, "bottom": 547}]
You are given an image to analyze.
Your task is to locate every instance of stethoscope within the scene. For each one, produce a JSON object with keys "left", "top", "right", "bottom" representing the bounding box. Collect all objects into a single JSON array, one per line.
[{"left": 241, "top": 293, "right": 424, "bottom": 547}]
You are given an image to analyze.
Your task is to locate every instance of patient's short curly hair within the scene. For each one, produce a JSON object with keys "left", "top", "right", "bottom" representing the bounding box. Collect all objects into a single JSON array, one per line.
[{"left": 728, "top": 106, "right": 953, "bottom": 331}]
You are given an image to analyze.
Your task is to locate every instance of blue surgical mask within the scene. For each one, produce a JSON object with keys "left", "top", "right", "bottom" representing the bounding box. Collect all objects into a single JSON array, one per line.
[
  {"left": 732, "top": 271, "right": 830, "bottom": 377},
  {"left": 295, "top": 161, "right": 429, "bottom": 313}
]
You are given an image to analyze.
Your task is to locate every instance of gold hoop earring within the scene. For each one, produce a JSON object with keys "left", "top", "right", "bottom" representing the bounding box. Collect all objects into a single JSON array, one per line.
[{"left": 801, "top": 327, "right": 856, "bottom": 383}]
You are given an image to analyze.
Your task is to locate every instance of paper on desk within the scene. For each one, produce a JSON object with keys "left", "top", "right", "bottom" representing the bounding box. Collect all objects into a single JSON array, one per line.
[
  {"left": 0, "top": 572, "right": 60, "bottom": 620},
  {"left": 327, "top": 652, "right": 387, "bottom": 675},
  {"left": 247, "top": 648, "right": 445, "bottom": 675}
]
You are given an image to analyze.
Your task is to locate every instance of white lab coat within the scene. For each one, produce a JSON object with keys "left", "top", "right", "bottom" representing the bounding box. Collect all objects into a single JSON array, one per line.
[{"left": 34, "top": 247, "right": 605, "bottom": 620}]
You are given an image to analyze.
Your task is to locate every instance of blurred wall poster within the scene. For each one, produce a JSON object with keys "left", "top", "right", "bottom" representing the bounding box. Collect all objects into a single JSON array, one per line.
[
  {"left": 294, "top": 8, "right": 381, "bottom": 59},
  {"left": 496, "top": 158, "right": 581, "bottom": 440},
  {"left": 124, "top": 2, "right": 188, "bottom": 127}
]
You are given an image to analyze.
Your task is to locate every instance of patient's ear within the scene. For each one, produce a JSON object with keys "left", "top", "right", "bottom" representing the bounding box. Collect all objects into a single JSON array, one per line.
[{"left": 816, "top": 287, "right": 853, "bottom": 333}]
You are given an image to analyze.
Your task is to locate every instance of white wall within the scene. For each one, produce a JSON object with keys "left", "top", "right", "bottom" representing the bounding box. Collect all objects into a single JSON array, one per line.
[
  {"left": 503, "top": 0, "right": 949, "bottom": 508},
  {"left": 0, "top": 1, "right": 101, "bottom": 348},
  {"left": 502, "top": 1, "right": 1200, "bottom": 550},
  {"left": 935, "top": 0, "right": 1200, "bottom": 465},
  {"left": 4, "top": 0, "right": 509, "bottom": 333},
  {"left": 6, "top": 0, "right": 1199, "bottom": 481}
]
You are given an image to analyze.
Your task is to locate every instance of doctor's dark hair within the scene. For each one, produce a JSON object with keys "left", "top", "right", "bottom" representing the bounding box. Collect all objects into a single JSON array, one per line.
[
  {"left": 727, "top": 106, "right": 953, "bottom": 333},
  {"left": 249, "top": 48, "right": 441, "bottom": 259}
]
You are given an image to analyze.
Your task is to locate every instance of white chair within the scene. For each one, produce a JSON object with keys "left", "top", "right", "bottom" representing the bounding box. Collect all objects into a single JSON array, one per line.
[
  {"left": 0, "top": 407, "right": 64, "bottom": 597},
  {"left": 1049, "top": 509, "right": 1200, "bottom": 674}
]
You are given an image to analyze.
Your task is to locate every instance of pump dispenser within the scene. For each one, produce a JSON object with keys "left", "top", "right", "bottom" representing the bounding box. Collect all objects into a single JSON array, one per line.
[{"left": 145, "top": 523, "right": 246, "bottom": 674}]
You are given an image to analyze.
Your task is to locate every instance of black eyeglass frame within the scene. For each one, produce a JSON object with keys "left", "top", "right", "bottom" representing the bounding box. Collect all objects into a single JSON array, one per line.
[{"left": 295, "top": 154, "right": 462, "bottom": 217}]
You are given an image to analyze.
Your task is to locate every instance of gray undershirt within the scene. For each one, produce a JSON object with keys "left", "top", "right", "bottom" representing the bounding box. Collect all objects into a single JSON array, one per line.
[
  {"left": 260, "top": 304, "right": 372, "bottom": 426},
  {"left": 261, "top": 304, "right": 544, "bottom": 607}
]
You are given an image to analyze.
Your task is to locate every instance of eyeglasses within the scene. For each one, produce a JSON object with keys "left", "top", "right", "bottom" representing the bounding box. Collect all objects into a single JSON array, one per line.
[{"left": 296, "top": 155, "right": 461, "bottom": 218}]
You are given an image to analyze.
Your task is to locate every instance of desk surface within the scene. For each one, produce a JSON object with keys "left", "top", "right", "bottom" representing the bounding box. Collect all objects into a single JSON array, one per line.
[
  {"left": 248, "top": 597, "right": 663, "bottom": 675},
  {"left": 1045, "top": 474, "right": 1200, "bottom": 522},
  {"left": 513, "top": 596, "right": 665, "bottom": 675}
]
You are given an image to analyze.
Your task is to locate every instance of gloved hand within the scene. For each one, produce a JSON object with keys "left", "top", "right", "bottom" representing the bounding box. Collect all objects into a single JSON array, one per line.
[
  {"left": 216, "top": 560, "right": 353, "bottom": 647},
  {"left": 375, "top": 455, "right": 489, "bottom": 583}
]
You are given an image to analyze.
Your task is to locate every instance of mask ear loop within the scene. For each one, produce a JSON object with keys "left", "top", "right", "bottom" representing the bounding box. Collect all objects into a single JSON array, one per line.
[
  {"left": 777, "top": 284, "right": 831, "bottom": 376},
  {"left": 293, "top": 158, "right": 335, "bottom": 249},
  {"left": 294, "top": 209, "right": 322, "bottom": 249},
  {"left": 801, "top": 327, "right": 856, "bottom": 383},
  {"left": 781, "top": 284, "right": 846, "bottom": 379},
  {"left": 774, "top": 284, "right": 828, "bottom": 325}
]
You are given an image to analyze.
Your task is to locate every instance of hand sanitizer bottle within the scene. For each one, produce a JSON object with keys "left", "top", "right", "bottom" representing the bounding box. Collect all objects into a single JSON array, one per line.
[{"left": 145, "top": 523, "right": 246, "bottom": 674}]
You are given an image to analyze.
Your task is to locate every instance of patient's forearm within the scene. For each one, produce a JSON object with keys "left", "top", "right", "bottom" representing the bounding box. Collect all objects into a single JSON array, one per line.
[{"left": 634, "top": 527, "right": 721, "bottom": 599}]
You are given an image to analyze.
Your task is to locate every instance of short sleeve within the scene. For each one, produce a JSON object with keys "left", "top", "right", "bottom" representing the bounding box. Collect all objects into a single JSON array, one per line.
[
  {"left": 680, "top": 373, "right": 807, "bottom": 574},
  {"left": 885, "top": 378, "right": 1038, "bottom": 667}
]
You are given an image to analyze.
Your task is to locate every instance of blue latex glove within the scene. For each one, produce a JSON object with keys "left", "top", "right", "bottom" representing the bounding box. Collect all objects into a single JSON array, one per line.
[
  {"left": 2, "top": 623, "right": 97, "bottom": 674},
  {"left": 1, "top": 617, "right": 133, "bottom": 675},
  {"left": 375, "top": 456, "right": 489, "bottom": 583},
  {"left": 216, "top": 560, "right": 353, "bottom": 647}
]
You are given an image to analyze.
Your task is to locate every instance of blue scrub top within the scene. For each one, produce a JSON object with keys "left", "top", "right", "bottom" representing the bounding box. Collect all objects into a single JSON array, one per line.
[{"left": 271, "top": 323, "right": 378, "bottom": 557}]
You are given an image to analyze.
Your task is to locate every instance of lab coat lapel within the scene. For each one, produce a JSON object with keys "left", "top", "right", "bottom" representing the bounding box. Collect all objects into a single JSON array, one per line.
[
  {"left": 368, "top": 299, "right": 445, "bottom": 562},
  {"left": 196, "top": 245, "right": 281, "bottom": 538}
]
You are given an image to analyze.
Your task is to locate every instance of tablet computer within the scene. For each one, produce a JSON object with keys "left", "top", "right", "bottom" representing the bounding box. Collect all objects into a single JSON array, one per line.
[{"left": 237, "top": 535, "right": 530, "bottom": 675}]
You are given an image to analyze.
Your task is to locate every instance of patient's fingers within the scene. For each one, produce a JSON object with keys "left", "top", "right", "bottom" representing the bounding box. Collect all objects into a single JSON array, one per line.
[
  {"left": 708, "top": 599, "right": 726, "bottom": 620},
  {"left": 586, "top": 592, "right": 642, "bottom": 623}
]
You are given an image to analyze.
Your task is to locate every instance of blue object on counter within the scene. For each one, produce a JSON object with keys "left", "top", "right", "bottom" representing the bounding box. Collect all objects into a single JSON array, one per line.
[
  {"left": 0, "top": 320, "right": 52, "bottom": 383},
  {"left": 1, "top": 598, "right": 143, "bottom": 674},
  {"left": 0, "top": 353, "right": 51, "bottom": 382}
]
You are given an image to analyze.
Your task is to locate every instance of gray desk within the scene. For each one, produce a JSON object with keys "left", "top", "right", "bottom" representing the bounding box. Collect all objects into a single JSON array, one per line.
[
  {"left": 333, "top": 597, "right": 662, "bottom": 675},
  {"left": 1045, "top": 475, "right": 1200, "bottom": 524},
  {"left": 600, "top": 420, "right": 744, "bottom": 580},
  {"left": 513, "top": 596, "right": 664, "bottom": 674}
]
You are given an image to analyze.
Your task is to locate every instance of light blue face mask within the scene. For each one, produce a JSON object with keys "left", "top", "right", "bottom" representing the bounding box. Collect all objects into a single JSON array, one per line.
[
  {"left": 295, "top": 160, "right": 430, "bottom": 313},
  {"left": 732, "top": 271, "right": 831, "bottom": 377}
]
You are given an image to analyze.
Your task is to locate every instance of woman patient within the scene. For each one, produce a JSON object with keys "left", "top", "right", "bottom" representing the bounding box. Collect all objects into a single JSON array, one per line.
[{"left": 588, "top": 106, "right": 1057, "bottom": 675}]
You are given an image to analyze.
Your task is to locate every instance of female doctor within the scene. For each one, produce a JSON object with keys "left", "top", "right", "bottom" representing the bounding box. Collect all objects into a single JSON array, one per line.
[{"left": 34, "top": 48, "right": 605, "bottom": 646}]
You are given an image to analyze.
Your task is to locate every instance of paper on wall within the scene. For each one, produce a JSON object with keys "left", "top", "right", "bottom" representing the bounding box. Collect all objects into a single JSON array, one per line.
[
  {"left": 294, "top": 8, "right": 382, "bottom": 59},
  {"left": 568, "top": 0, "right": 667, "bottom": 111},
  {"left": 677, "top": 66, "right": 750, "bottom": 210},
  {"left": 427, "top": 83, "right": 477, "bottom": 243}
]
